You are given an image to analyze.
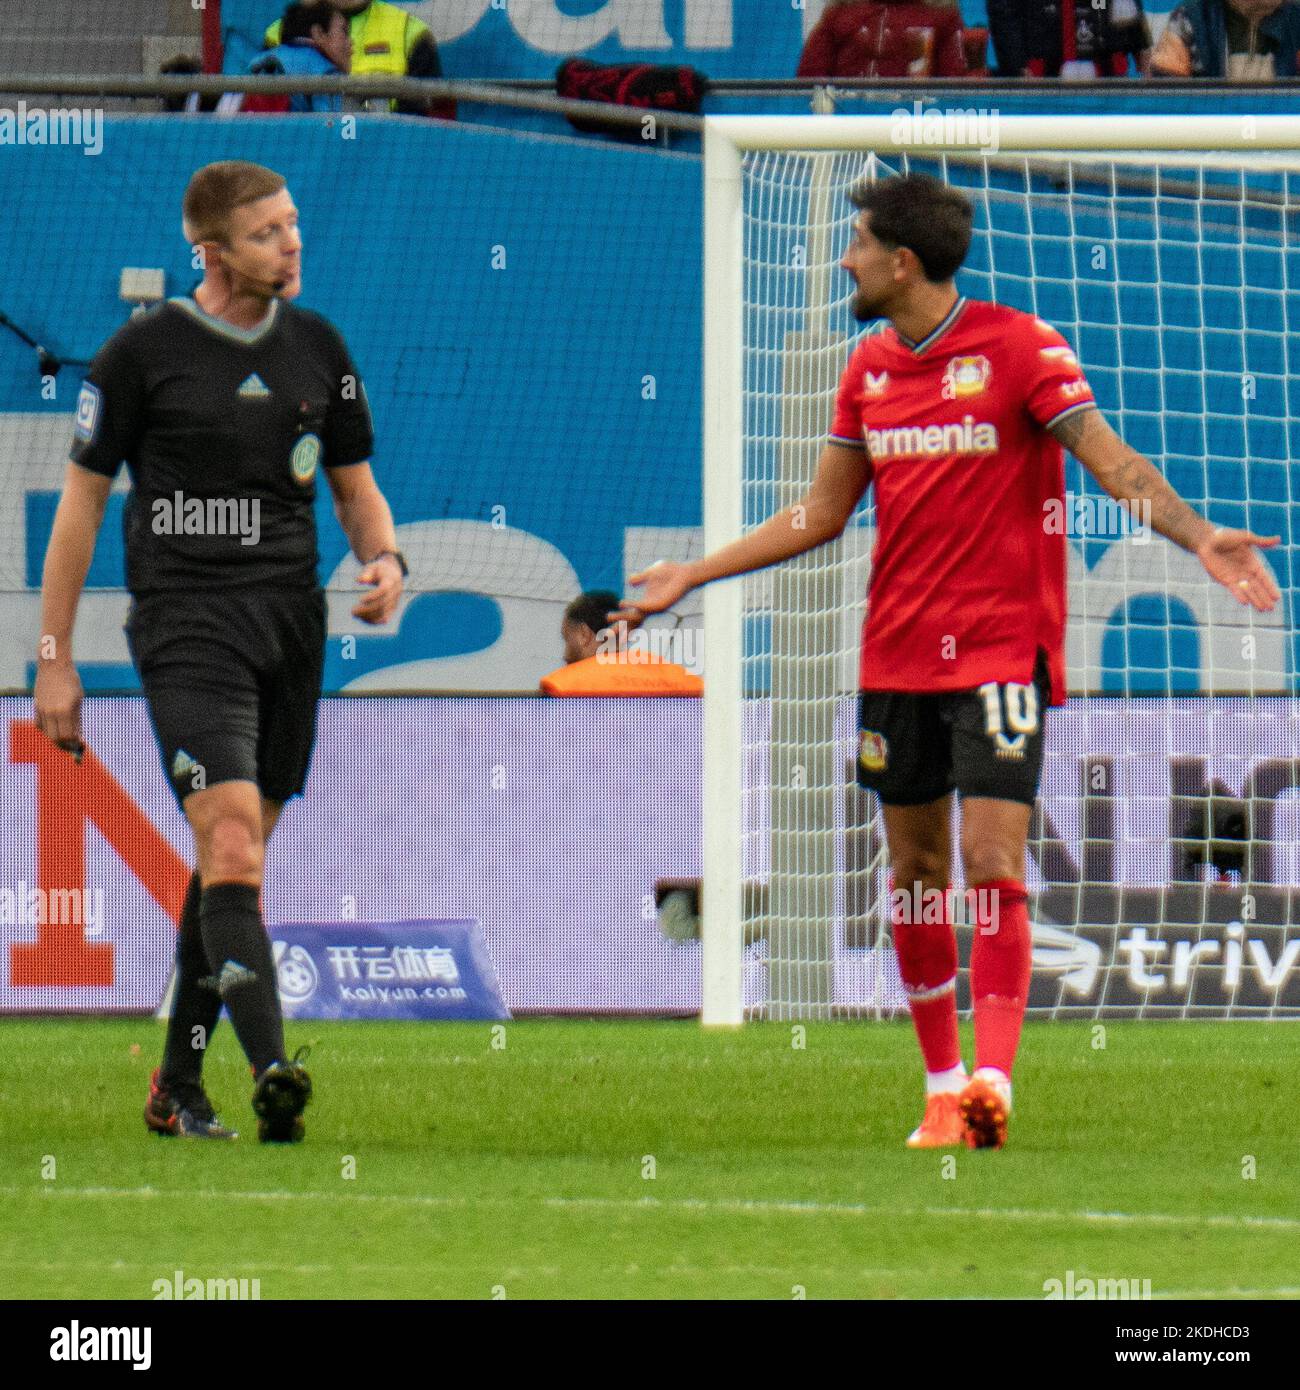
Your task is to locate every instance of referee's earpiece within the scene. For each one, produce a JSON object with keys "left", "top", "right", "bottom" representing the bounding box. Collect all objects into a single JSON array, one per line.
[{"left": 217, "top": 244, "right": 286, "bottom": 297}]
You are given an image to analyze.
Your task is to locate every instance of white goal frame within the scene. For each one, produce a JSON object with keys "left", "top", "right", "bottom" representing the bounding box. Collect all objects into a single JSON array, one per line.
[{"left": 700, "top": 115, "right": 1300, "bottom": 1027}]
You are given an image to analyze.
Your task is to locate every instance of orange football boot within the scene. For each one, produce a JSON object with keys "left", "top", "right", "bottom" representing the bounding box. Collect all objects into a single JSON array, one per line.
[
  {"left": 959, "top": 1073, "right": 1011, "bottom": 1150},
  {"left": 905, "top": 1091, "right": 965, "bottom": 1148}
]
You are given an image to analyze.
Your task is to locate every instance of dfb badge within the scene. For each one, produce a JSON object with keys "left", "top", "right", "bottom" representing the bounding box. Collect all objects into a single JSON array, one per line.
[
  {"left": 74, "top": 381, "right": 102, "bottom": 442},
  {"left": 290, "top": 433, "right": 321, "bottom": 485}
]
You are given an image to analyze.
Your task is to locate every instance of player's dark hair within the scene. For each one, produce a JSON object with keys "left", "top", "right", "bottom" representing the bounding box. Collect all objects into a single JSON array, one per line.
[
  {"left": 281, "top": 1, "right": 344, "bottom": 45},
  {"left": 564, "top": 590, "right": 621, "bottom": 635},
  {"left": 182, "top": 161, "right": 287, "bottom": 247},
  {"left": 849, "top": 174, "right": 973, "bottom": 282}
]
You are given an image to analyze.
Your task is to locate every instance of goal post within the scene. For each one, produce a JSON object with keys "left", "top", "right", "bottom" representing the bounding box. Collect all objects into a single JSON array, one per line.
[
  {"left": 701, "top": 122, "right": 745, "bottom": 1027},
  {"left": 701, "top": 115, "right": 1300, "bottom": 1026}
]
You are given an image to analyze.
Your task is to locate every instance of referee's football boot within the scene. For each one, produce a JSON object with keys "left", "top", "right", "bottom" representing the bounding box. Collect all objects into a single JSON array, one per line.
[
  {"left": 252, "top": 1046, "right": 313, "bottom": 1143},
  {"left": 144, "top": 1069, "right": 238, "bottom": 1140}
]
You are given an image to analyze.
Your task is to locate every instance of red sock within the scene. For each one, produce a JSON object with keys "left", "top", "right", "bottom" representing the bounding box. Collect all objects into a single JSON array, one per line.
[
  {"left": 893, "top": 890, "right": 960, "bottom": 1074},
  {"left": 969, "top": 879, "right": 1032, "bottom": 1078}
]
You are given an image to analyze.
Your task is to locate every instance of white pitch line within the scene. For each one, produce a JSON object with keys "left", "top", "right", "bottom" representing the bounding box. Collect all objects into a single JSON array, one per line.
[
  {"left": 1156, "top": 1288, "right": 1300, "bottom": 1299},
  {"left": 2, "top": 1185, "right": 1298, "bottom": 1234},
  {"left": 5, "top": 1254, "right": 1295, "bottom": 1297},
  {"left": 542, "top": 1195, "right": 1300, "bottom": 1233},
  {"left": 0, "top": 1259, "right": 904, "bottom": 1281}
]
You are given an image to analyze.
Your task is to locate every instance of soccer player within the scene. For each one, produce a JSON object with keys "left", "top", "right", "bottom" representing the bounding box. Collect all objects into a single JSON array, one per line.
[
  {"left": 614, "top": 173, "right": 1280, "bottom": 1149},
  {"left": 34, "top": 161, "right": 407, "bottom": 1142}
]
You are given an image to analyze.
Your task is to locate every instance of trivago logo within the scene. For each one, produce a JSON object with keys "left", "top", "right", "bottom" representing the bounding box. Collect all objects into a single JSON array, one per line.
[
  {"left": 1115, "top": 922, "right": 1300, "bottom": 995},
  {"left": 6, "top": 721, "right": 188, "bottom": 988},
  {"left": 1018, "top": 898, "right": 1300, "bottom": 1011}
]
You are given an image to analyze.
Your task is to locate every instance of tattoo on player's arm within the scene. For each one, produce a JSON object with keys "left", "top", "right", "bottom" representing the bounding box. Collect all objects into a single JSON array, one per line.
[
  {"left": 1048, "top": 407, "right": 1095, "bottom": 455},
  {"left": 1051, "top": 406, "right": 1211, "bottom": 554}
]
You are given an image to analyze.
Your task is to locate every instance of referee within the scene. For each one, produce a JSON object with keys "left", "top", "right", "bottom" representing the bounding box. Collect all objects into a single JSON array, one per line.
[{"left": 34, "top": 161, "right": 407, "bottom": 1142}]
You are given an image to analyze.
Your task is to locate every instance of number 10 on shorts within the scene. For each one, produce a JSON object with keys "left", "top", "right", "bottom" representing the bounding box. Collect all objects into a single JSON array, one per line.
[{"left": 977, "top": 680, "right": 1039, "bottom": 761}]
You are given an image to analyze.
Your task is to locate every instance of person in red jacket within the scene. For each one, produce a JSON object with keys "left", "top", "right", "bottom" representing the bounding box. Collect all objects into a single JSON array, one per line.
[{"left": 797, "top": 0, "right": 986, "bottom": 78}]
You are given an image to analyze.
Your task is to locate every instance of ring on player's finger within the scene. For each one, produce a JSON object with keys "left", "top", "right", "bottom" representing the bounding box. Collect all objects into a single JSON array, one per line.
[{"left": 1238, "top": 579, "right": 1250, "bottom": 588}]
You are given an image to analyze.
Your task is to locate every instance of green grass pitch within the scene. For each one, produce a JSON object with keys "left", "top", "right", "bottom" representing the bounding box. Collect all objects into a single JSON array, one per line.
[{"left": 1, "top": 1018, "right": 1297, "bottom": 1300}]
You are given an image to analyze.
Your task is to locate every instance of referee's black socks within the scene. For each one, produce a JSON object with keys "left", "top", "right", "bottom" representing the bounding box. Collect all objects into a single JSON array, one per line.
[
  {"left": 199, "top": 881, "right": 287, "bottom": 1076},
  {"left": 160, "top": 871, "right": 223, "bottom": 1092}
]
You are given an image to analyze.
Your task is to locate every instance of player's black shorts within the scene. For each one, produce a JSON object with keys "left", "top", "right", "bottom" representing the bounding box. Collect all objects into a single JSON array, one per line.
[
  {"left": 125, "top": 587, "right": 326, "bottom": 806},
  {"left": 856, "top": 652, "right": 1051, "bottom": 807}
]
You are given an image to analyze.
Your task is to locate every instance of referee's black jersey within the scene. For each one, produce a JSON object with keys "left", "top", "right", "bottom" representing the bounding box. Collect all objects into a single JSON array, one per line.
[{"left": 70, "top": 295, "right": 374, "bottom": 594}]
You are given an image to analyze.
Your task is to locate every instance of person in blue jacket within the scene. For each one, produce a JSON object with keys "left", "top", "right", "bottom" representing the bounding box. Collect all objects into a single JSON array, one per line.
[{"left": 235, "top": 1, "right": 352, "bottom": 113}]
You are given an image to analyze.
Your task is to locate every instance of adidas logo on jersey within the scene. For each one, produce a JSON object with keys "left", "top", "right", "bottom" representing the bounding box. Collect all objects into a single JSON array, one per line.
[
  {"left": 237, "top": 373, "right": 271, "bottom": 399},
  {"left": 866, "top": 414, "right": 999, "bottom": 461}
]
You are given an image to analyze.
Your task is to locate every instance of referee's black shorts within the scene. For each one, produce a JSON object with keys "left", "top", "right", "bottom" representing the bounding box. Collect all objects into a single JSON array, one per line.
[
  {"left": 856, "top": 651, "right": 1051, "bottom": 809},
  {"left": 126, "top": 587, "right": 326, "bottom": 806}
]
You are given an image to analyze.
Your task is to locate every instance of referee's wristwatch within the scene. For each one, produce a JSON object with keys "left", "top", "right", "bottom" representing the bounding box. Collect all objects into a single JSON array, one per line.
[{"left": 371, "top": 548, "right": 409, "bottom": 578}]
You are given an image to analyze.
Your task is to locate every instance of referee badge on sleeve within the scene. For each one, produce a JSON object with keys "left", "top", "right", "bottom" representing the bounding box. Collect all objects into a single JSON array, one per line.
[
  {"left": 290, "top": 433, "right": 321, "bottom": 485},
  {"left": 74, "top": 382, "right": 102, "bottom": 442}
]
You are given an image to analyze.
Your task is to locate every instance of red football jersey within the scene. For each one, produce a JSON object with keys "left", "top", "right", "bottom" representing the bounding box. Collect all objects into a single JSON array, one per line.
[{"left": 829, "top": 297, "right": 1095, "bottom": 706}]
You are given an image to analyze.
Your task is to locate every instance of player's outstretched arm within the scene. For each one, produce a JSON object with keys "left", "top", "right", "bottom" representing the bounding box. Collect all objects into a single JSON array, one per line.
[
  {"left": 326, "top": 461, "right": 405, "bottom": 624},
  {"left": 1052, "top": 405, "right": 1281, "bottom": 612},
  {"left": 34, "top": 462, "right": 113, "bottom": 754},
  {"left": 610, "top": 441, "right": 871, "bottom": 624}
]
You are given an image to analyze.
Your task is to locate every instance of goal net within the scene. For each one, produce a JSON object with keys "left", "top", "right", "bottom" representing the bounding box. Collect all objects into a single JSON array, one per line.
[{"left": 702, "top": 116, "right": 1300, "bottom": 1024}]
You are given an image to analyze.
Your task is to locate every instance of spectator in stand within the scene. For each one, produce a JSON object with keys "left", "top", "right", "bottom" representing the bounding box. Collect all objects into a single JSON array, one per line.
[
  {"left": 539, "top": 591, "right": 702, "bottom": 697},
  {"left": 224, "top": 1, "right": 351, "bottom": 114},
  {"left": 159, "top": 55, "right": 220, "bottom": 113},
  {"left": 265, "top": 0, "right": 455, "bottom": 118},
  {"left": 986, "top": 1, "right": 1150, "bottom": 78},
  {"left": 1149, "top": 0, "right": 1300, "bottom": 78},
  {"left": 797, "top": 0, "right": 989, "bottom": 79}
]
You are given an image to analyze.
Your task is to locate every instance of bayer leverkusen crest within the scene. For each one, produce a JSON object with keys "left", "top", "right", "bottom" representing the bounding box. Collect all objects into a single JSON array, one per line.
[
  {"left": 858, "top": 729, "right": 888, "bottom": 774},
  {"left": 942, "top": 354, "right": 991, "bottom": 400}
]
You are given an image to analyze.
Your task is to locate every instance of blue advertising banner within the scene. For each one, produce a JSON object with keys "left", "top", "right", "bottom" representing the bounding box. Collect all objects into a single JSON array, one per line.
[
  {"left": 0, "top": 86, "right": 1294, "bottom": 699},
  {"left": 271, "top": 919, "right": 512, "bottom": 1020}
]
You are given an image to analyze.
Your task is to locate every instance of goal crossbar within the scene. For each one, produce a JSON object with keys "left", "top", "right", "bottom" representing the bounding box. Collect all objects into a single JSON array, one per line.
[{"left": 704, "top": 114, "right": 1300, "bottom": 155}]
